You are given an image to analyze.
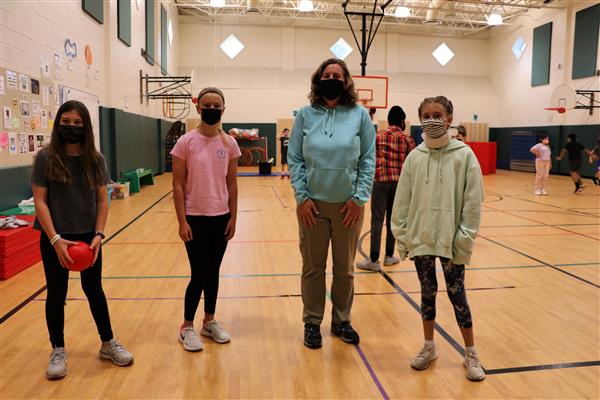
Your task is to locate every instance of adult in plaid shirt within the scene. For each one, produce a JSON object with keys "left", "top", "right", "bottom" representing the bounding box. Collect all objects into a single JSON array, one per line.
[{"left": 356, "top": 106, "right": 415, "bottom": 271}]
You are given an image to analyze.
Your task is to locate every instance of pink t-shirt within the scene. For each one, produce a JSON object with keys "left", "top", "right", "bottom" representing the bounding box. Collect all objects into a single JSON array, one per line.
[{"left": 170, "top": 129, "right": 241, "bottom": 216}]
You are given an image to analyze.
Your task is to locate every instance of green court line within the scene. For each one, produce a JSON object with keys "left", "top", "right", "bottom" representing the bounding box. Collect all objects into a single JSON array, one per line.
[{"left": 68, "top": 262, "right": 596, "bottom": 281}]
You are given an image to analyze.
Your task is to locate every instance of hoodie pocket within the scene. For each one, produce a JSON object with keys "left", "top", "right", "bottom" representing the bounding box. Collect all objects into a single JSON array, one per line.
[
  {"left": 307, "top": 168, "right": 353, "bottom": 200},
  {"left": 409, "top": 208, "right": 454, "bottom": 247}
]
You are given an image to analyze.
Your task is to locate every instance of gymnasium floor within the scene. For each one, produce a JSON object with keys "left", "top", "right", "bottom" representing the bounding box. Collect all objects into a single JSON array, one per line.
[{"left": 1, "top": 169, "right": 598, "bottom": 399}]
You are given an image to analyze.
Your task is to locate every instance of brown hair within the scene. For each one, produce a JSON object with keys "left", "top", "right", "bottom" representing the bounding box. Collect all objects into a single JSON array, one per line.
[
  {"left": 309, "top": 58, "right": 357, "bottom": 107},
  {"left": 457, "top": 125, "right": 467, "bottom": 136},
  {"left": 418, "top": 96, "right": 454, "bottom": 118},
  {"left": 44, "top": 100, "right": 106, "bottom": 188}
]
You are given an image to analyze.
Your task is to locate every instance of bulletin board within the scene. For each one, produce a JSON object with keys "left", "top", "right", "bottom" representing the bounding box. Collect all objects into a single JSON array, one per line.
[{"left": 0, "top": 67, "right": 58, "bottom": 168}]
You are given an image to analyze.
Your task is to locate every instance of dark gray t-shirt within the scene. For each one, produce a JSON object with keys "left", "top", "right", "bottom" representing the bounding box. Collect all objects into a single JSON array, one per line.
[{"left": 31, "top": 149, "right": 110, "bottom": 234}]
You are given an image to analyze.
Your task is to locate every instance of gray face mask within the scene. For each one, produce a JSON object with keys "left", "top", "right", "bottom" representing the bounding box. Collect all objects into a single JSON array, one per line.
[{"left": 421, "top": 118, "right": 447, "bottom": 138}]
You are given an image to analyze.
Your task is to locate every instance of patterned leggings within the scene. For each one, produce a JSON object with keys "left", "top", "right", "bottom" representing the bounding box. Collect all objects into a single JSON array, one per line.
[{"left": 414, "top": 255, "right": 472, "bottom": 328}]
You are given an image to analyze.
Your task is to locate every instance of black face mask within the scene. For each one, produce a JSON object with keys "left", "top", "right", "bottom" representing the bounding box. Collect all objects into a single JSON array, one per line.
[
  {"left": 201, "top": 108, "right": 222, "bottom": 126},
  {"left": 57, "top": 125, "right": 85, "bottom": 144},
  {"left": 318, "top": 79, "right": 344, "bottom": 101}
]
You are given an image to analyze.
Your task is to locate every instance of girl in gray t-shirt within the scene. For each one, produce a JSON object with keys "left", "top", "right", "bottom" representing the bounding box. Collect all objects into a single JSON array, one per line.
[{"left": 31, "top": 100, "right": 133, "bottom": 380}]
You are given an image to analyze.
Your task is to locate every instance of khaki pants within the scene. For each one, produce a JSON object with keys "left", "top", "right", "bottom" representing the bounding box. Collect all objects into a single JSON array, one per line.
[
  {"left": 299, "top": 200, "right": 364, "bottom": 325},
  {"left": 534, "top": 159, "right": 550, "bottom": 190}
]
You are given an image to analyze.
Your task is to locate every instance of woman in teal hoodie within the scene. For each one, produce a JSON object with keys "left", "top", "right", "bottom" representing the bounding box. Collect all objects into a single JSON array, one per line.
[
  {"left": 288, "top": 58, "right": 375, "bottom": 350},
  {"left": 391, "top": 96, "right": 485, "bottom": 381}
]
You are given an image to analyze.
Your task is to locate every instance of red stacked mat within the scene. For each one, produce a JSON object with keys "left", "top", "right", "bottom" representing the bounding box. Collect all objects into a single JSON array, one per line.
[
  {"left": 466, "top": 142, "right": 497, "bottom": 175},
  {"left": 0, "top": 215, "right": 41, "bottom": 280}
]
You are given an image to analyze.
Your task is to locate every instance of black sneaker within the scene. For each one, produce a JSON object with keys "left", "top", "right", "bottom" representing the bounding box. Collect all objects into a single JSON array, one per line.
[
  {"left": 331, "top": 321, "right": 360, "bottom": 344},
  {"left": 304, "top": 323, "right": 322, "bottom": 349}
]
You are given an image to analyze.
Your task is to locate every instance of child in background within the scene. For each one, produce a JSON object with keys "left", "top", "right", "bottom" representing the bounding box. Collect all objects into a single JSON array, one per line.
[
  {"left": 280, "top": 128, "right": 290, "bottom": 178},
  {"left": 530, "top": 135, "right": 551, "bottom": 195},
  {"left": 391, "top": 95, "right": 485, "bottom": 381},
  {"left": 456, "top": 125, "right": 467, "bottom": 142},
  {"left": 590, "top": 137, "right": 600, "bottom": 185}
]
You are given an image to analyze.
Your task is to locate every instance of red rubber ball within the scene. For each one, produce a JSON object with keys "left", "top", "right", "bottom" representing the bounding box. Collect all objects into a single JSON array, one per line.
[{"left": 67, "top": 241, "right": 94, "bottom": 271}]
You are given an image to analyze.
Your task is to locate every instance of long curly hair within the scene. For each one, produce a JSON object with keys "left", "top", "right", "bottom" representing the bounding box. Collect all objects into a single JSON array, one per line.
[
  {"left": 309, "top": 58, "right": 357, "bottom": 107},
  {"left": 44, "top": 100, "right": 106, "bottom": 188}
]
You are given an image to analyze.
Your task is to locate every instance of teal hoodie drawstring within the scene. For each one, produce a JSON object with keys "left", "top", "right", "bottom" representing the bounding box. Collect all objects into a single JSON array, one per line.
[
  {"left": 439, "top": 147, "right": 445, "bottom": 182},
  {"left": 425, "top": 152, "right": 431, "bottom": 184},
  {"left": 321, "top": 107, "right": 336, "bottom": 137}
]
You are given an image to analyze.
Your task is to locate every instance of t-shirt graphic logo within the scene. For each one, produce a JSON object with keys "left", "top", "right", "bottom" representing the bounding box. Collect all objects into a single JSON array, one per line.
[{"left": 217, "top": 148, "right": 227, "bottom": 159}]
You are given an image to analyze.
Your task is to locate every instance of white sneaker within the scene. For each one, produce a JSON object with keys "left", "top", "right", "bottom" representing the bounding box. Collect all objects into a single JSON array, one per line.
[
  {"left": 47, "top": 347, "right": 67, "bottom": 380},
  {"left": 383, "top": 256, "right": 400, "bottom": 266},
  {"left": 541, "top": 189, "right": 548, "bottom": 196},
  {"left": 179, "top": 326, "right": 203, "bottom": 352},
  {"left": 464, "top": 351, "right": 486, "bottom": 381},
  {"left": 410, "top": 344, "right": 438, "bottom": 370},
  {"left": 534, "top": 189, "right": 542, "bottom": 196},
  {"left": 201, "top": 320, "right": 231, "bottom": 344},
  {"left": 99, "top": 339, "right": 134, "bottom": 366},
  {"left": 356, "top": 258, "right": 381, "bottom": 271}
]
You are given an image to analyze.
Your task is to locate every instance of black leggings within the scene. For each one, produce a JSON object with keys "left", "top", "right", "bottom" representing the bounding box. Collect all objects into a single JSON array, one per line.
[
  {"left": 413, "top": 255, "right": 473, "bottom": 329},
  {"left": 40, "top": 232, "right": 113, "bottom": 348},
  {"left": 184, "top": 214, "right": 230, "bottom": 321}
]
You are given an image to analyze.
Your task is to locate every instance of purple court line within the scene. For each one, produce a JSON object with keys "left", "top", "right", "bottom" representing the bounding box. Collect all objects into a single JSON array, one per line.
[{"left": 354, "top": 344, "right": 390, "bottom": 400}]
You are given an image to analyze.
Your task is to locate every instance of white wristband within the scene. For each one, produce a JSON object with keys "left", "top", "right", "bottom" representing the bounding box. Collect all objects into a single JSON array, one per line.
[{"left": 50, "top": 234, "right": 61, "bottom": 246}]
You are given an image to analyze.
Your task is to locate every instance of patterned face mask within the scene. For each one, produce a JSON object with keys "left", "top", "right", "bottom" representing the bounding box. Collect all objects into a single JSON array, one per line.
[{"left": 421, "top": 118, "right": 447, "bottom": 139}]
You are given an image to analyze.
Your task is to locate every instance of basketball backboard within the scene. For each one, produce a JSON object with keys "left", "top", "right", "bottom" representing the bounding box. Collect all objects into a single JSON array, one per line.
[{"left": 352, "top": 75, "right": 388, "bottom": 109}]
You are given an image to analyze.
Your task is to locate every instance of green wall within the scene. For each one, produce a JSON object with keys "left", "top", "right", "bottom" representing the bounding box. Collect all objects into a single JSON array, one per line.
[{"left": 490, "top": 124, "right": 599, "bottom": 177}]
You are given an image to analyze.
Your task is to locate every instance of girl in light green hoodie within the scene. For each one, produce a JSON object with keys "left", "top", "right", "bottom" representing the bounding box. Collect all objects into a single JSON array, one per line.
[{"left": 391, "top": 96, "right": 485, "bottom": 381}]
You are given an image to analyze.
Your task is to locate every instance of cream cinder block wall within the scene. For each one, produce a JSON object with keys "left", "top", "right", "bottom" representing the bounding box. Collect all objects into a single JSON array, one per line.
[
  {"left": 179, "top": 23, "right": 498, "bottom": 126},
  {"left": 489, "top": 1, "right": 600, "bottom": 127},
  {"left": 0, "top": 0, "right": 180, "bottom": 119}
]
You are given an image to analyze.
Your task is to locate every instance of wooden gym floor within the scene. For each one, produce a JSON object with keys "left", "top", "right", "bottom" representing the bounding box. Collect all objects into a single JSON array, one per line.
[{"left": 1, "top": 169, "right": 598, "bottom": 399}]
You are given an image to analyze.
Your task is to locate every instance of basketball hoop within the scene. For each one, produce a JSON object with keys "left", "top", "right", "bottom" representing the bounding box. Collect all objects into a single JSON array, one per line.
[{"left": 544, "top": 107, "right": 566, "bottom": 114}]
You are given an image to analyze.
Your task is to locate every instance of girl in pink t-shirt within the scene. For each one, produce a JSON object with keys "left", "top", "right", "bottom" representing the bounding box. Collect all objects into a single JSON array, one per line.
[
  {"left": 171, "top": 87, "right": 241, "bottom": 352},
  {"left": 530, "top": 135, "right": 551, "bottom": 196}
]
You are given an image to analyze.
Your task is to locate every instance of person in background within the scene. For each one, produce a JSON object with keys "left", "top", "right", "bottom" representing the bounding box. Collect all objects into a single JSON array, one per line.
[
  {"left": 530, "top": 135, "right": 551, "bottom": 196},
  {"left": 456, "top": 125, "right": 467, "bottom": 142},
  {"left": 588, "top": 137, "right": 600, "bottom": 186},
  {"left": 556, "top": 133, "right": 593, "bottom": 194},
  {"left": 280, "top": 128, "right": 290, "bottom": 179},
  {"left": 165, "top": 120, "right": 184, "bottom": 172},
  {"left": 356, "top": 105, "right": 415, "bottom": 271}
]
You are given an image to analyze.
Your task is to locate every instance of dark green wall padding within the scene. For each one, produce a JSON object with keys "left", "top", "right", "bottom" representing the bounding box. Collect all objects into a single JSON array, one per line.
[
  {"left": 99, "top": 107, "right": 173, "bottom": 180},
  {"left": 532, "top": 22, "right": 553, "bottom": 87},
  {"left": 0, "top": 166, "right": 33, "bottom": 211},
  {"left": 572, "top": 3, "right": 600, "bottom": 80},
  {"left": 490, "top": 124, "right": 599, "bottom": 178}
]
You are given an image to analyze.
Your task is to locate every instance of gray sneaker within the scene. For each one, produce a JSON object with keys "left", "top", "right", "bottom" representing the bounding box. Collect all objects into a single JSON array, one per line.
[
  {"left": 47, "top": 347, "right": 67, "bottom": 380},
  {"left": 99, "top": 339, "right": 134, "bottom": 366},
  {"left": 383, "top": 256, "right": 400, "bottom": 266},
  {"left": 356, "top": 258, "right": 381, "bottom": 271},
  {"left": 201, "top": 320, "right": 231, "bottom": 344},
  {"left": 179, "top": 326, "right": 203, "bottom": 352},
  {"left": 464, "top": 351, "right": 486, "bottom": 381},
  {"left": 410, "top": 344, "right": 438, "bottom": 370}
]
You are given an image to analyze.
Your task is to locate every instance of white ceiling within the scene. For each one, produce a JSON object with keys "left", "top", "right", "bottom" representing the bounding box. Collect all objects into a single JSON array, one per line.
[{"left": 174, "top": 0, "right": 562, "bottom": 37}]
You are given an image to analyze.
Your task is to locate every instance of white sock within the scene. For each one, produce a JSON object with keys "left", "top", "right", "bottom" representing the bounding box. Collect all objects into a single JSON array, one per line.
[
  {"left": 425, "top": 340, "right": 435, "bottom": 348},
  {"left": 466, "top": 345, "right": 477, "bottom": 355}
]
